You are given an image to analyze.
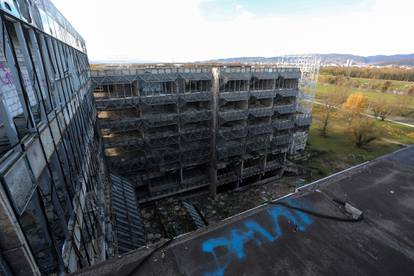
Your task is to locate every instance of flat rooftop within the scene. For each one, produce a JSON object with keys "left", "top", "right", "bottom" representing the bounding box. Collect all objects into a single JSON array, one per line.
[{"left": 74, "top": 146, "right": 414, "bottom": 276}]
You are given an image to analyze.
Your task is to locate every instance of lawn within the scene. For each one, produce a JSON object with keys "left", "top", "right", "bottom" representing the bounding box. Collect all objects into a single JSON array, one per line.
[
  {"left": 299, "top": 105, "right": 414, "bottom": 181},
  {"left": 316, "top": 83, "right": 413, "bottom": 104}
]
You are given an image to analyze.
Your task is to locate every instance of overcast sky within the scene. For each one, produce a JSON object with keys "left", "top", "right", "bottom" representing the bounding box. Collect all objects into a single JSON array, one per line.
[{"left": 52, "top": 0, "right": 413, "bottom": 62}]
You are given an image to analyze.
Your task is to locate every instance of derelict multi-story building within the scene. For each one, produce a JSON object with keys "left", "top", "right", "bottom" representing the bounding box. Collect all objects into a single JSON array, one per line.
[
  {"left": 92, "top": 65, "right": 313, "bottom": 203},
  {"left": 0, "top": 1, "right": 112, "bottom": 275}
]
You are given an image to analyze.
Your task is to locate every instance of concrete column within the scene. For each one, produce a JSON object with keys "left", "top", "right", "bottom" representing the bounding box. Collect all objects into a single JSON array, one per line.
[{"left": 209, "top": 68, "right": 219, "bottom": 196}]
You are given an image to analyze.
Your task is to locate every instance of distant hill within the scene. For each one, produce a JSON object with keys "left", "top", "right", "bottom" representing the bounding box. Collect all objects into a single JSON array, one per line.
[{"left": 207, "top": 54, "right": 414, "bottom": 67}]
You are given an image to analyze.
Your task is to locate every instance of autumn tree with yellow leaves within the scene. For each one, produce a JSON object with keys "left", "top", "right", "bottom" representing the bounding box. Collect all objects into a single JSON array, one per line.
[
  {"left": 342, "top": 93, "right": 379, "bottom": 147},
  {"left": 342, "top": 92, "right": 369, "bottom": 125}
]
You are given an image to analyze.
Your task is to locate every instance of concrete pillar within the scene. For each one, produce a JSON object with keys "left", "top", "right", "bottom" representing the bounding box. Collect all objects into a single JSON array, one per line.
[{"left": 209, "top": 68, "right": 219, "bottom": 196}]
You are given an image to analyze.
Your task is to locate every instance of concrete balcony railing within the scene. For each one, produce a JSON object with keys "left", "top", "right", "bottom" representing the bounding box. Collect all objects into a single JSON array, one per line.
[
  {"left": 219, "top": 126, "right": 248, "bottom": 140},
  {"left": 273, "top": 119, "right": 295, "bottom": 130},
  {"left": 181, "top": 149, "right": 210, "bottom": 165},
  {"left": 278, "top": 89, "right": 299, "bottom": 98},
  {"left": 180, "top": 91, "right": 211, "bottom": 102},
  {"left": 100, "top": 118, "right": 143, "bottom": 131},
  {"left": 247, "top": 138, "right": 269, "bottom": 151},
  {"left": 181, "top": 128, "right": 211, "bottom": 142},
  {"left": 219, "top": 110, "right": 248, "bottom": 122},
  {"left": 141, "top": 94, "right": 179, "bottom": 105},
  {"left": 265, "top": 160, "right": 283, "bottom": 171},
  {"left": 95, "top": 97, "right": 139, "bottom": 110},
  {"left": 248, "top": 124, "right": 273, "bottom": 136},
  {"left": 272, "top": 134, "right": 293, "bottom": 146},
  {"left": 249, "top": 107, "right": 273, "bottom": 117},
  {"left": 143, "top": 113, "right": 179, "bottom": 128},
  {"left": 274, "top": 104, "right": 296, "bottom": 115},
  {"left": 180, "top": 110, "right": 212, "bottom": 123},
  {"left": 219, "top": 91, "right": 249, "bottom": 102},
  {"left": 103, "top": 137, "right": 145, "bottom": 148},
  {"left": 147, "top": 136, "right": 179, "bottom": 148},
  {"left": 295, "top": 114, "right": 312, "bottom": 127},
  {"left": 242, "top": 165, "right": 263, "bottom": 178},
  {"left": 218, "top": 172, "right": 238, "bottom": 185},
  {"left": 250, "top": 90, "right": 276, "bottom": 99},
  {"left": 217, "top": 142, "right": 244, "bottom": 159}
]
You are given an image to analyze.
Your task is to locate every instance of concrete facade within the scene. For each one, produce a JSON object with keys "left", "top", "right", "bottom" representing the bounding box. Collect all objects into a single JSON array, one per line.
[{"left": 92, "top": 65, "right": 312, "bottom": 203}]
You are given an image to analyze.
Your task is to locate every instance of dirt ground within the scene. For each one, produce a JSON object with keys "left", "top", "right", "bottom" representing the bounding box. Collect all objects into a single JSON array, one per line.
[{"left": 140, "top": 176, "right": 304, "bottom": 244}]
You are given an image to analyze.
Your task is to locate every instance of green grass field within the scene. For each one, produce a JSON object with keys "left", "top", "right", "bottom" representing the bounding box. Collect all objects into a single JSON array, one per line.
[
  {"left": 300, "top": 104, "right": 414, "bottom": 181},
  {"left": 319, "top": 75, "right": 414, "bottom": 92},
  {"left": 316, "top": 83, "right": 414, "bottom": 104}
]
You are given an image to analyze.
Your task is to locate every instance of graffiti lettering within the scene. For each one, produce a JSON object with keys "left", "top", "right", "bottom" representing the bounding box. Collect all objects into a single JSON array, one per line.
[{"left": 201, "top": 200, "right": 313, "bottom": 276}]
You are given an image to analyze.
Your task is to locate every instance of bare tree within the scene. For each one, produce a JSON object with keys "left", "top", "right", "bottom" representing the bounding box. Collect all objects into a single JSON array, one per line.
[
  {"left": 370, "top": 97, "right": 394, "bottom": 121},
  {"left": 350, "top": 118, "right": 378, "bottom": 148},
  {"left": 319, "top": 85, "right": 348, "bottom": 137}
]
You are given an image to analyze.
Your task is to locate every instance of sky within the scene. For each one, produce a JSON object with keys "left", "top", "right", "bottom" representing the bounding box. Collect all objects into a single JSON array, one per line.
[{"left": 52, "top": 0, "right": 414, "bottom": 62}]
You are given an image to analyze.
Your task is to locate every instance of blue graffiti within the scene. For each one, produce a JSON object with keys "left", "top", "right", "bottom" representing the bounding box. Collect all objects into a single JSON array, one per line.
[{"left": 201, "top": 200, "right": 313, "bottom": 276}]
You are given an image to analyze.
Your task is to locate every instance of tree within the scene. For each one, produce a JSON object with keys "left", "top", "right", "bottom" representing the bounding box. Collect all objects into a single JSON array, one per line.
[
  {"left": 319, "top": 85, "right": 348, "bottom": 137},
  {"left": 370, "top": 96, "right": 394, "bottom": 121},
  {"left": 381, "top": 81, "right": 392, "bottom": 93},
  {"left": 349, "top": 118, "right": 378, "bottom": 148},
  {"left": 342, "top": 93, "right": 369, "bottom": 125},
  {"left": 406, "top": 86, "right": 414, "bottom": 96}
]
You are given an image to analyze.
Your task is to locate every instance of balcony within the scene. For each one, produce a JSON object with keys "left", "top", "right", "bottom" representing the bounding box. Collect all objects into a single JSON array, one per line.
[
  {"left": 180, "top": 92, "right": 211, "bottom": 102},
  {"left": 242, "top": 165, "right": 263, "bottom": 178},
  {"left": 181, "top": 128, "right": 211, "bottom": 142},
  {"left": 295, "top": 115, "right": 312, "bottom": 127},
  {"left": 272, "top": 134, "right": 292, "bottom": 146},
  {"left": 95, "top": 97, "right": 139, "bottom": 110},
  {"left": 274, "top": 104, "right": 296, "bottom": 115},
  {"left": 219, "top": 110, "right": 248, "bottom": 122},
  {"left": 100, "top": 118, "right": 143, "bottom": 131},
  {"left": 218, "top": 172, "right": 238, "bottom": 185},
  {"left": 248, "top": 124, "right": 272, "bottom": 136},
  {"left": 217, "top": 141, "right": 244, "bottom": 159},
  {"left": 219, "top": 126, "right": 247, "bottom": 140},
  {"left": 250, "top": 90, "right": 276, "bottom": 99},
  {"left": 249, "top": 107, "right": 273, "bottom": 118},
  {"left": 140, "top": 94, "right": 179, "bottom": 106},
  {"left": 180, "top": 111, "right": 212, "bottom": 123},
  {"left": 265, "top": 160, "right": 283, "bottom": 171},
  {"left": 273, "top": 119, "right": 294, "bottom": 130},
  {"left": 219, "top": 91, "right": 249, "bottom": 102},
  {"left": 278, "top": 89, "right": 299, "bottom": 98}
]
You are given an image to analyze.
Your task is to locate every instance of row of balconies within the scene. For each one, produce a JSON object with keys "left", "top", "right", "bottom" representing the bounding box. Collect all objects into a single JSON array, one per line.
[
  {"left": 219, "top": 104, "right": 296, "bottom": 122},
  {"left": 94, "top": 88, "right": 297, "bottom": 110},
  {"left": 95, "top": 92, "right": 212, "bottom": 110},
  {"left": 220, "top": 89, "right": 298, "bottom": 102},
  {"left": 100, "top": 111, "right": 212, "bottom": 131},
  {"left": 104, "top": 128, "right": 211, "bottom": 151},
  {"left": 217, "top": 134, "right": 291, "bottom": 159},
  {"left": 217, "top": 121, "right": 294, "bottom": 142}
]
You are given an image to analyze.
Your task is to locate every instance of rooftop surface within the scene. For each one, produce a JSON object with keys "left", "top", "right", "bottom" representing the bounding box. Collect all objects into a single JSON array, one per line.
[{"left": 75, "top": 146, "right": 414, "bottom": 276}]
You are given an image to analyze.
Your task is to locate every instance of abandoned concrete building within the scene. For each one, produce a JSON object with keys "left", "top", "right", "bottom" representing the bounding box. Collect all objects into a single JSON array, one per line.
[
  {"left": 92, "top": 65, "right": 313, "bottom": 202},
  {"left": 0, "top": 0, "right": 322, "bottom": 275}
]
